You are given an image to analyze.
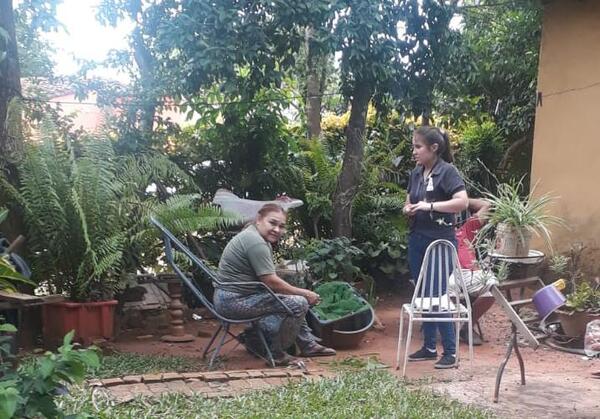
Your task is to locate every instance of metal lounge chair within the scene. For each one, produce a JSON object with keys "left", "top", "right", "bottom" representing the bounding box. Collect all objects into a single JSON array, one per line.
[{"left": 151, "top": 217, "right": 294, "bottom": 368}]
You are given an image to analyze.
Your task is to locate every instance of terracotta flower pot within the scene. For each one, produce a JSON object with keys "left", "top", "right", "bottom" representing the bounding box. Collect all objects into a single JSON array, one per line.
[
  {"left": 42, "top": 300, "right": 118, "bottom": 348},
  {"left": 556, "top": 309, "right": 600, "bottom": 338}
]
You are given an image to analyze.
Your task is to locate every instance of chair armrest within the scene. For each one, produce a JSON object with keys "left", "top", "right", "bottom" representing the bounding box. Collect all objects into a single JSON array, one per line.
[{"left": 220, "top": 280, "right": 296, "bottom": 316}]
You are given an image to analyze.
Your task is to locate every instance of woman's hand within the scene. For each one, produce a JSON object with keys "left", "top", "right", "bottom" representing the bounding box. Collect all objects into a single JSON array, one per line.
[
  {"left": 411, "top": 201, "right": 431, "bottom": 212},
  {"left": 403, "top": 201, "right": 429, "bottom": 215},
  {"left": 303, "top": 290, "right": 321, "bottom": 306},
  {"left": 403, "top": 203, "right": 419, "bottom": 216}
]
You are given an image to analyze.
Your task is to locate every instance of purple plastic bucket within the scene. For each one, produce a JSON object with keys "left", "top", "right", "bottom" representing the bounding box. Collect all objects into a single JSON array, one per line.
[{"left": 532, "top": 284, "right": 566, "bottom": 320}]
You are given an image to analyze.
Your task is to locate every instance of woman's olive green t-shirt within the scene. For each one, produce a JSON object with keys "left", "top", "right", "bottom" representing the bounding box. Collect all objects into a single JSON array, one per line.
[{"left": 216, "top": 225, "right": 276, "bottom": 295}]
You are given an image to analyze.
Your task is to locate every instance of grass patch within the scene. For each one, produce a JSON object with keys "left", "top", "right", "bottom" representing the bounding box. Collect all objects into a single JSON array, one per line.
[
  {"left": 60, "top": 370, "right": 492, "bottom": 418},
  {"left": 20, "top": 351, "right": 203, "bottom": 379},
  {"left": 90, "top": 352, "right": 204, "bottom": 379},
  {"left": 326, "top": 355, "right": 388, "bottom": 372}
]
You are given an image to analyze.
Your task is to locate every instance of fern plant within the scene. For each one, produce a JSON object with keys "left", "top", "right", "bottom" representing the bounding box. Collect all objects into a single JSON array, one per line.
[
  {"left": 296, "top": 139, "right": 341, "bottom": 238},
  {"left": 0, "top": 122, "right": 239, "bottom": 301}
]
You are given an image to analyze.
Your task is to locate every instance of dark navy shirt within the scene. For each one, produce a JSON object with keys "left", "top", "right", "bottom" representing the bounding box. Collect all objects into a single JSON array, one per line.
[{"left": 407, "top": 160, "right": 466, "bottom": 239}]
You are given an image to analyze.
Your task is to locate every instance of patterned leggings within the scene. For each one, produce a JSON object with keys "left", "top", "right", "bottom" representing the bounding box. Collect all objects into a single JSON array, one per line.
[{"left": 213, "top": 289, "right": 317, "bottom": 355}]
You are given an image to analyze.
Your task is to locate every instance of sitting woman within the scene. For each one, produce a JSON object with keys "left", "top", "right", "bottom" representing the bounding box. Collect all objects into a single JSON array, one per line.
[
  {"left": 214, "top": 203, "right": 335, "bottom": 365},
  {"left": 451, "top": 198, "right": 495, "bottom": 345}
]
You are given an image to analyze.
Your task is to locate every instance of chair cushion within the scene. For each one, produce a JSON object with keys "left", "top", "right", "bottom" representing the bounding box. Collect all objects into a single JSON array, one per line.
[{"left": 412, "top": 294, "right": 456, "bottom": 311}]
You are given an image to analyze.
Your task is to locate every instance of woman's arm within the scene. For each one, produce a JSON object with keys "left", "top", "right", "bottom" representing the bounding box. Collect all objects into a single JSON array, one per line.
[
  {"left": 402, "top": 193, "right": 414, "bottom": 215},
  {"left": 410, "top": 190, "right": 469, "bottom": 214},
  {"left": 260, "top": 273, "right": 320, "bottom": 305},
  {"left": 468, "top": 198, "right": 491, "bottom": 220}
]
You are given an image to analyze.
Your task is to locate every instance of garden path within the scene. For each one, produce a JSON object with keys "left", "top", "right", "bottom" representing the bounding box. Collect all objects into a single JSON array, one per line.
[{"left": 108, "top": 291, "right": 599, "bottom": 418}]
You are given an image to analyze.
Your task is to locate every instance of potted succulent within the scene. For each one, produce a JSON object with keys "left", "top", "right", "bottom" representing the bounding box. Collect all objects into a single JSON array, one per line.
[
  {"left": 479, "top": 179, "right": 564, "bottom": 257},
  {"left": 558, "top": 281, "right": 600, "bottom": 337},
  {"left": 0, "top": 126, "right": 199, "bottom": 346},
  {"left": 550, "top": 245, "right": 600, "bottom": 337}
]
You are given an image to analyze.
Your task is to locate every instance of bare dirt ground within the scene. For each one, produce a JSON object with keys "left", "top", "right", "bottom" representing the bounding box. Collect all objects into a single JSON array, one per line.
[{"left": 111, "top": 290, "right": 600, "bottom": 418}]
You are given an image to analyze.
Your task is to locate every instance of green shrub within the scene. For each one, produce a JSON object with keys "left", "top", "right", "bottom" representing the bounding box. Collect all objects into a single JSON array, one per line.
[
  {"left": 360, "top": 237, "right": 409, "bottom": 280},
  {"left": 304, "top": 237, "right": 365, "bottom": 282},
  {"left": 455, "top": 119, "right": 505, "bottom": 190},
  {"left": 0, "top": 331, "right": 99, "bottom": 419}
]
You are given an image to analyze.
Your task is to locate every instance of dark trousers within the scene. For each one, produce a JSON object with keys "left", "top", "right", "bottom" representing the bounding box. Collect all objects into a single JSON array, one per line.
[{"left": 408, "top": 231, "right": 457, "bottom": 356}]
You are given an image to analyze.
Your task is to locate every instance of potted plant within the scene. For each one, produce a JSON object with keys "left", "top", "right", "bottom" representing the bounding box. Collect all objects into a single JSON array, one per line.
[
  {"left": 0, "top": 125, "right": 202, "bottom": 346},
  {"left": 550, "top": 244, "right": 600, "bottom": 337},
  {"left": 559, "top": 281, "right": 600, "bottom": 337},
  {"left": 479, "top": 179, "right": 564, "bottom": 257}
]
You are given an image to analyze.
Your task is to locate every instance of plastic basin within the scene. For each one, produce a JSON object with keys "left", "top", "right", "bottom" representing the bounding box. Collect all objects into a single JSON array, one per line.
[{"left": 307, "top": 282, "right": 374, "bottom": 349}]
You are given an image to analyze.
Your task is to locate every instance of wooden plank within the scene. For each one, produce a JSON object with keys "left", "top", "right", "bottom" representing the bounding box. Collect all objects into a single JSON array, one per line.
[
  {"left": 490, "top": 285, "right": 539, "bottom": 349},
  {"left": 0, "top": 290, "right": 42, "bottom": 303},
  {"left": 0, "top": 292, "right": 65, "bottom": 306},
  {"left": 508, "top": 298, "right": 534, "bottom": 308},
  {"left": 40, "top": 294, "right": 66, "bottom": 304},
  {"left": 497, "top": 277, "right": 544, "bottom": 290}
]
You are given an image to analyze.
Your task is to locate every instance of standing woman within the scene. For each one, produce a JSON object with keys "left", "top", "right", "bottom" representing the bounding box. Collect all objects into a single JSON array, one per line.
[{"left": 403, "top": 126, "right": 469, "bottom": 369}]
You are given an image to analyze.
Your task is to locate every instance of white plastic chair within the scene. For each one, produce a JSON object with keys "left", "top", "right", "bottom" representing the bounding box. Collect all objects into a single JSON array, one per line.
[{"left": 395, "top": 239, "right": 473, "bottom": 377}]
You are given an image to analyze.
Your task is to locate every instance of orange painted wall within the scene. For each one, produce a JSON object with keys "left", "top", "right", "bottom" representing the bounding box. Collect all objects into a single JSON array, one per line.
[{"left": 531, "top": 0, "right": 600, "bottom": 270}]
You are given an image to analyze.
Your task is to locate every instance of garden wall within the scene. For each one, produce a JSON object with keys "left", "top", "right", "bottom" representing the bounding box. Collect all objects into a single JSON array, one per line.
[{"left": 531, "top": 0, "right": 600, "bottom": 273}]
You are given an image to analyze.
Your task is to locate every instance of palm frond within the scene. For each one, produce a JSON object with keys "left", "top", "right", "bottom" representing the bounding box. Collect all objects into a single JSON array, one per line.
[
  {"left": 0, "top": 257, "right": 35, "bottom": 290},
  {"left": 153, "top": 195, "right": 242, "bottom": 236}
]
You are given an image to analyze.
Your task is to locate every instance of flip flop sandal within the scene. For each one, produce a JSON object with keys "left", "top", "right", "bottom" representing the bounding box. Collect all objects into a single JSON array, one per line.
[
  {"left": 300, "top": 343, "right": 337, "bottom": 357},
  {"left": 270, "top": 353, "right": 300, "bottom": 367}
]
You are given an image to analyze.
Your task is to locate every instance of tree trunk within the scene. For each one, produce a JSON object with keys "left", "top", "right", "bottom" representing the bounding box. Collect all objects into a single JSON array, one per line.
[
  {"left": 305, "top": 27, "right": 322, "bottom": 140},
  {"left": 498, "top": 130, "right": 533, "bottom": 172},
  {"left": 332, "top": 81, "right": 372, "bottom": 238},
  {"left": 0, "top": 0, "right": 26, "bottom": 242},
  {"left": 132, "top": 27, "right": 157, "bottom": 137},
  {"left": 0, "top": 0, "right": 22, "bottom": 159}
]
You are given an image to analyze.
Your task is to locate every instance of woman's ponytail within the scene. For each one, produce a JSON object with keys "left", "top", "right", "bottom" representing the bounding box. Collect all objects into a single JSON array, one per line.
[{"left": 439, "top": 129, "right": 453, "bottom": 163}]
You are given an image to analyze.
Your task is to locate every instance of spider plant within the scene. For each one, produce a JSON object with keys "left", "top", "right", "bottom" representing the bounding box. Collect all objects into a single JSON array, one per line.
[{"left": 478, "top": 178, "right": 565, "bottom": 249}]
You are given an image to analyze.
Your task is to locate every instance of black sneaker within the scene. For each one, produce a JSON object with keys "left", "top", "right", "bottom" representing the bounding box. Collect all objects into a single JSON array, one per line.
[
  {"left": 408, "top": 347, "right": 437, "bottom": 361},
  {"left": 434, "top": 354, "right": 457, "bottom": 369}
]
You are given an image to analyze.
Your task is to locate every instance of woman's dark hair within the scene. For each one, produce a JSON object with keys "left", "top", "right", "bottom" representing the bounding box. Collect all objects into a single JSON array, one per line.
[
  {"left": 414, "top": 126, "right": 453, "bottom": 163},
  {"left": 257, "top": 203, "right": 287, "bottom": 219}
]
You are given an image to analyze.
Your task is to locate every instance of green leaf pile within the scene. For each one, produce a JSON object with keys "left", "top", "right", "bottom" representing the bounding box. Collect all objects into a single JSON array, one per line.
[{"left": 312, "top": 281, "right": 368, "bottom": 321}]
